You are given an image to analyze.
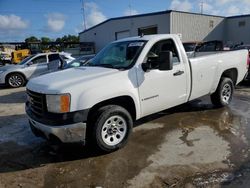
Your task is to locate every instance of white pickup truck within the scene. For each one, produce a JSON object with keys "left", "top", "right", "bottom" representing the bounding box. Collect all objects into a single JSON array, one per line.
[{"left": 26, "top": 34, "right": 249, "bottom": 152}]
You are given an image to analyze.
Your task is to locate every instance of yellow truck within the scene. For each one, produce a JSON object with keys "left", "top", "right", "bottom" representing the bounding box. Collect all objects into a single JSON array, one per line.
[{"left": 11, "top": 49, "right": 31, "bottom": 64}]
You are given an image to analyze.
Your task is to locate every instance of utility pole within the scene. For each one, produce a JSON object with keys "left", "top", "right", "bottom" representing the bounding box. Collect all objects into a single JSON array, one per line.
[
  {"left": 81, "top": 0, "right": 87, "bottom": 30},
  {"left": 129, "top": 0, "right": 132, "bottom": 16},
  {"left": 200, "top": 0, "right": 204, "bottom": 14}
]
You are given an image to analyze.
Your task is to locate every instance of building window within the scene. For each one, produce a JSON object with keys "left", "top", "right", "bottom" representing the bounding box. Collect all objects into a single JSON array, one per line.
[
  {"left": 239, "top": 21, "right": 246, "bottom": 27},
  {"left": 115, "top": 30, "right": 130, "bottom": 40},
  {"left": 138, "top": 25, "right": 158, "bottom": 36},
  {"left": 209, "top": 20, "right": 214, "bottom": 28}
]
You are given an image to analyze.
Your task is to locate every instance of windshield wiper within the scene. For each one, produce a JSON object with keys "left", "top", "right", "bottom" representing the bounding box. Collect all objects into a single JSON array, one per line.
[
  {"left": 85, "top": 63, "right": 124, "bottom": 70},
  {"left": 98, "top": 64, "right": 115, "bottom": 69}
]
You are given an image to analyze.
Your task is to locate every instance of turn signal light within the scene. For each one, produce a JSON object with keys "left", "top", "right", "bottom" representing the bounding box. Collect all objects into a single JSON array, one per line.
[{"left": 60, "top": 95, "right": 70, "bottom": 113}]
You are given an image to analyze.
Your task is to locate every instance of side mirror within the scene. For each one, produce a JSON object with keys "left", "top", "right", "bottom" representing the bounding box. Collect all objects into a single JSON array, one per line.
[
  {"left": 158, "top": 51, "right": 173, "bottom": 71},
  {"left": 141, "top": 62, "right": 151, "bottom": 72},
  {"left": 27, "top": 61, "right": 33, "bottom": 66},
  {"left": 141, "top": 55, "right": 159, "bottom": 72}
]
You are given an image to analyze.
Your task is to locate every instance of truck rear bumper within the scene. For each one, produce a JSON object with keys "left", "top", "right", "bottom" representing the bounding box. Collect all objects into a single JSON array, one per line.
[{"left": 28, "top": 117, "right": 87, "bottom": 144}]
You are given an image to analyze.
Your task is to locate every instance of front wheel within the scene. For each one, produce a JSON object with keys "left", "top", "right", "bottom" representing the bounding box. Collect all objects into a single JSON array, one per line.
[
  {"left": 89, "top": 105, "right": 133, "bottom": 152},
  {"left": 211, "top": 77, "right": 234, "bottom": 107},
  {"left": 7, "top": 73, "right": 25, "bottom": 88}
]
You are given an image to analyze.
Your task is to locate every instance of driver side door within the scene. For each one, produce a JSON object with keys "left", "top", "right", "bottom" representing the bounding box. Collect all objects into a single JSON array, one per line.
[
  {"left": 137, "top": 39, "right": 188, "bottom": 117},
  {"left": 25, "top": 55, "right": 48, "bottom": 79}
]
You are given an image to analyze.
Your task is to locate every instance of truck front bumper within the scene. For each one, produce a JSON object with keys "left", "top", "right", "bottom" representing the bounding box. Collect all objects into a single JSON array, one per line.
[{"left": 28, "top": 117, "right": 87, "bottom": 143}]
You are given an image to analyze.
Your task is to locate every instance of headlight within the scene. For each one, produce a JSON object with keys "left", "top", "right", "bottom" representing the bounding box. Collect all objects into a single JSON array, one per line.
[{"left": 46, "top": 94, "right": 71, "bottom": 113}]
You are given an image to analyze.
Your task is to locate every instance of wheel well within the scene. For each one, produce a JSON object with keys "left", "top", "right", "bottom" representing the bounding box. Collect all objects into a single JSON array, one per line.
[
  {"left": 221, "top": 68, "right": 238, "bottom": 85},
  {"left": 87, "top": 96, "right": 137, "bottom": 121},
  {"left": 6, "top": 72, "right": 27, "bottom": 82}
]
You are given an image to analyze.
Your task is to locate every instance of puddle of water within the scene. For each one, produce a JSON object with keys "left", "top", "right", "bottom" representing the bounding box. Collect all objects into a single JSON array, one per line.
[
  {"left": 0, "top": 117, "right": 42, "bottom": 146},
  {"left": 133, "top": 123, "right": 164, "bottom": 132},
  {"left": 128, "top": 126, "right": 230, "bottom": 188}
]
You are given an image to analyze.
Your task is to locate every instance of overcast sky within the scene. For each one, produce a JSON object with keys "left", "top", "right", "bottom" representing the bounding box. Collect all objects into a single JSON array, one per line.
[{"left": 0, "top": 0, "right": 249, "bottom": 42}]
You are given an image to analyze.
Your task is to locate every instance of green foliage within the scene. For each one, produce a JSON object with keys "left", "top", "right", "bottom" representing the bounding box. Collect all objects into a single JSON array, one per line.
[
  {"left": 41, "top": 37, "right": 51, "bottom": 43},
  {"left": 56, "top": 35, "right": 79, "bottom": 43},
  {"left": 25, "top": 36, "right": 40, "bottom": 43},
  {"left": 24, "top": 35, "right": 80, "bottom": 52},
  {"left": 24, "top": 35, "right": 79, "bottom": 44}
]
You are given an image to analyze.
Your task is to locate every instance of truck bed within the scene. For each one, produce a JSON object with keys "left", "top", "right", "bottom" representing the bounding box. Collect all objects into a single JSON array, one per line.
[{"left": 188, "top": 50, "right": 248, "bottom": 101}]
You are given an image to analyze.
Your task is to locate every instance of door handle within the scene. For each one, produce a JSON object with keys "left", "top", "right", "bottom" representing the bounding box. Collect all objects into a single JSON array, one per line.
[{"left": 173, "top": 70, "right": 184, "bottom": 76}]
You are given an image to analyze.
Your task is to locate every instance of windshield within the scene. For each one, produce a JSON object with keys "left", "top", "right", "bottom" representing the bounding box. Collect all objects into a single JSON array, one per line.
[
  {"left": 86, "top": 40, "right": 146, "bottom": 69},
  {"left": 19, "top": 55, "right": 35, "bottom": 65}
]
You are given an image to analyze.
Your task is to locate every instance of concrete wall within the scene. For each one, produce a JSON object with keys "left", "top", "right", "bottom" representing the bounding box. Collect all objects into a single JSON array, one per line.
[
  {"left": 225, "top": 16, "right": 250, "bottom": 45},
  {"left": 171, "top": 12, "right": 225, "bottom": 42},
  {"left": 80, "top": 13, "right": 170, "bottom": 52}
]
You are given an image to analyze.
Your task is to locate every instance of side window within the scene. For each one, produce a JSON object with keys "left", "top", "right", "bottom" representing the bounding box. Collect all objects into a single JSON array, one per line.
[
  {"left": 48, "top": 54, "right": 60, "bottom": 62},
  {"left": 198, "top": 42, "right": 219, "bottom": 52},
  {"left": 32, "top": 55, "right": 47, "bottom": 64},
  {"left": 146, "top": 39, "right": 180, "bottom": 69}
]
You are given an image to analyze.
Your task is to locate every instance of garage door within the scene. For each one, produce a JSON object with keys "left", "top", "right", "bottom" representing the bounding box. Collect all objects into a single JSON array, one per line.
[{"left": 115, "top": 30, "right": 130, "bottom": 40}]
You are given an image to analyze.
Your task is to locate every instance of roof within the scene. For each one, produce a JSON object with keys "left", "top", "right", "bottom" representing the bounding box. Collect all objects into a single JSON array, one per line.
[
  {"left": 111, "top": 34, "right": 183, "bottom": 44},
  {"left": 79, "top": 10, "right": 225, "bottom": 34},
  {"left": 227, "top": 14, "right": 250, "bottom": 19}
]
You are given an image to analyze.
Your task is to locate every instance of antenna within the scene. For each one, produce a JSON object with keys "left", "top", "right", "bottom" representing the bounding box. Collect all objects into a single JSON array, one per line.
[
  {"left": 200, "top": 0, "right": 204, "bottom": 14},
  {"left": 81, "top": 0, "right": 87, "bottom": 30},
  {"left": 129, "top": 0, "right": 132, "bottom": 16}
]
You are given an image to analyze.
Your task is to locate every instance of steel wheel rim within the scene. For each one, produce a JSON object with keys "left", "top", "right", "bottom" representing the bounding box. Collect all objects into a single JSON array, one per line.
[
  {"left": 9, "top": 75, "right": 23, "bottom": 87},
  {"left": 101, "top": 115, "right": 127, "bottom": 146},
  {"left": 221, "top": 83, "right": 231, "bottom": 103}
]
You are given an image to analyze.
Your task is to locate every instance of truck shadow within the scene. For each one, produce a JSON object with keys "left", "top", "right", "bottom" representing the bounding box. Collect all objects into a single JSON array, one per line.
[
  {"left": 239, "top": 80, "right": 250, "bottom": 87},
  {"left": 134, "top": 97, "right": 213, "bottom": 127},
  {"left": 0, "top": 84, "right": 8, "bottom": 89}
]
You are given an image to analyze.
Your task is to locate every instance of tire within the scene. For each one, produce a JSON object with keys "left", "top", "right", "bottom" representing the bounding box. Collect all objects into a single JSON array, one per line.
[
  {"left": 7, "top": 73, "right": 25, "bottom": 88},
  {"left": 211, "top": 77, "right": 234, "bottom": 107},
  {"left": 88, "top": 105, "right": 133, "bottom": 152}
]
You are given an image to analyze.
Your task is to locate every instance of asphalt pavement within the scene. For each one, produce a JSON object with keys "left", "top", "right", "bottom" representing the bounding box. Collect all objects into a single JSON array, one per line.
[{"left": 0, "top": 83, "right": 250, "bottom": 188}]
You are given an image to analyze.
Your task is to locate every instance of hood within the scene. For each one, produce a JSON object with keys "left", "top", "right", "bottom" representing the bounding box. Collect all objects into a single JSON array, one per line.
[
  {"left": 27, "top": 66, "right": 120, "bottom": 94},
  {"left": 0, "top": 64, "right": 23, "bottom": 71}
]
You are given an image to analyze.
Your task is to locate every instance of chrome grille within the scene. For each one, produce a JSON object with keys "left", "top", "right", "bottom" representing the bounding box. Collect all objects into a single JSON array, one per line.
[{"left": 27, "top": 89, "right": 46, "bottom": 117}]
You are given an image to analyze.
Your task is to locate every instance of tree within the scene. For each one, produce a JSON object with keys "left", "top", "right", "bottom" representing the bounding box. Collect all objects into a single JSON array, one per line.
[
  {"left": 55, "top": 37, "right": 62, "bottom": 43},
  {"left": 25, "top": 36, "right": 40, "bottom": 43},
  {"left": 41, "top": 37, "right": 51, "bottom": 43},
  {"left": 57, "top": 35, "right": 79, "bottom": 43}
]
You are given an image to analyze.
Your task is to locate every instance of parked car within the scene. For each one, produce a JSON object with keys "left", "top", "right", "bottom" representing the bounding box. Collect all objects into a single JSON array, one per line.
[
  {"left": 63, "top": 54, "right": 95, "bottom": 69},
  {"left": 0, "top": 52, "right": 11, "bottom": 66},
  {"left": 183, "top": 41, "right": 202, "bottom": 57},
  {"left": 39, "top": 54, "right": 95, "bottom": 77},
  {"left": 234, "top": 45, "right": 250, "bottom": 81},
  {"left": 26, "top": 34, "right": 248, "bottom": 152},
  {"left": 0, "top": 52, "right": 74, "bottom": 88}
]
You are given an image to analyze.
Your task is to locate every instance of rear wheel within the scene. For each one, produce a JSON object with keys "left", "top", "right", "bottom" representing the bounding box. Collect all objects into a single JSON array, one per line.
[
  {"left": 88, "top": 105, "right": 133, "bottom": 152},
  {"left": 7, "top": 73, "right": 25, "bottom": 88},
  {"left": 211, "top": 77, "right": 234, "bottom": 107}
]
